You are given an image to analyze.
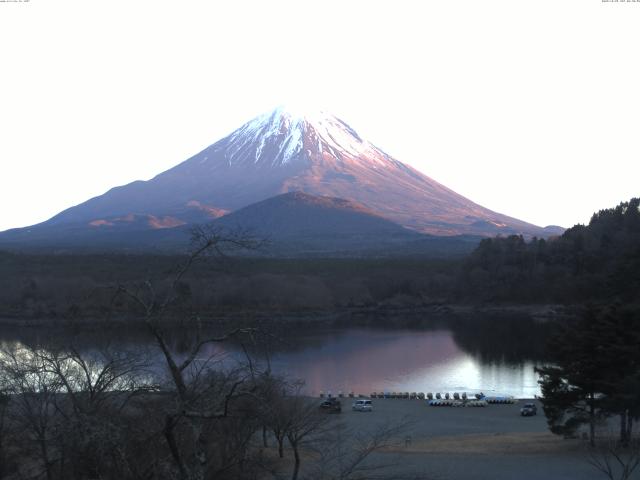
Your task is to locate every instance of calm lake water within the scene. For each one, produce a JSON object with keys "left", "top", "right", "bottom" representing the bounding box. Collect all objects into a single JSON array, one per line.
[
  {"left": 0, "top": 318, "right": 549, "bottom": 399},
  {"left": 213, "top": 328, "right": 543, "bottom": 398}
]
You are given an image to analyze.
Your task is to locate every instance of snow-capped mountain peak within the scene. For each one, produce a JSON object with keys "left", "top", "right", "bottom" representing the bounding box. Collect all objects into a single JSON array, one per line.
[
  {"left": 10, "top": 106, "right": 555, "bottom": 242},
  {"left": 219, "top": 106, "right": 376, "bottom": 167}
]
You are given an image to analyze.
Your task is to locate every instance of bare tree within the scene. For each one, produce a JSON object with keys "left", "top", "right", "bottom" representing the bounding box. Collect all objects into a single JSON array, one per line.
[
  {"left": 0, "top": 345, "right": 63, "bottom": 480},
  {"left": 309, "top": 419, "right": 416, "bottom": 480},
  {"left": 37, "top": 344, "right": 149, "bottom": 415},
  {"left": 283, "top": 394, "right": 333, "bottom": 480},
  {"left": 587, "top": 434, "right": 640, "bottom": 480},
  {"left": 38, "top": 345, "right": 151, "bottom": 479},
  {"left": 0, "top": 341, "right": 154, "bottom": 480},
  {"left": 0, "top": 226, "right": 278, "bottom": 480},
  {"left": 0, "top": 391, "right": 9, "bottom": 477},
  {"left": 113, "top": 226, "right": 266, "bottom": 480},
  {"left": 258, "top": 375, "right": 298, "bottom": 459}
]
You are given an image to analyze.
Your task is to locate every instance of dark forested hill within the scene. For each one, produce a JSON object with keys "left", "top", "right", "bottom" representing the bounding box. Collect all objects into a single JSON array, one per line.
[{"left": 459, "top": 198, "right": 640, "bottom": 304}]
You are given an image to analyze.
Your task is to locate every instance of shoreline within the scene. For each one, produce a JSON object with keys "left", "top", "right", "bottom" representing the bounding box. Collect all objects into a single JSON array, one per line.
[{"left": 0, "top": 302, "right": 578, "bottom": 328}]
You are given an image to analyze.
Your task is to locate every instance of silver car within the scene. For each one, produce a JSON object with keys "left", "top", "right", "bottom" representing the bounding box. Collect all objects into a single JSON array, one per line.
[{"left": 352, "top": 399, "right": 373, "bottom": 412}]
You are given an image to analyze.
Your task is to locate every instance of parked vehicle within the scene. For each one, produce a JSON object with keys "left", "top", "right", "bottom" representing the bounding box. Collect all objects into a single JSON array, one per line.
[
  {"left": 520, "top": 403, "right": 537, "bottom": 416},
  {"left": 320, "top": 398, "right": 342, "bottom": 413},
  {"left": 352, "top": 399, "right": 373, "bottom": 412}
]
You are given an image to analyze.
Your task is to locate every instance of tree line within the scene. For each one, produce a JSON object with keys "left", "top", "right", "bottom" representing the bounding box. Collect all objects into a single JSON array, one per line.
[
  {"left": 2, "top": 198, "right": 638, "bottom": 322},
  {"left": 460, "top": 198, "right": 640, "bottom": 304}
]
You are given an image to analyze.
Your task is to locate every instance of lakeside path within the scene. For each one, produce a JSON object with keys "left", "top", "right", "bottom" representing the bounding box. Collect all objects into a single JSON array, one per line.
[{"left": 337, "top": 398, "right": 603, "bottom": 480}]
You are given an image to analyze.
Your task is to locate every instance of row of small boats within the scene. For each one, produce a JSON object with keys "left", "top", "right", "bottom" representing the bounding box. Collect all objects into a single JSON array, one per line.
[
  {"left": 428, "top": 396, "right": 516, "bottom": 406},
  {"left": 318, "top": 391, "right": 517, "bottom": 404},
  {"left": 371, "top": 392, "right": 425, "bottom": 399},
  {"left": 428, "top": 399, "right": 488, "bottom": 407}
]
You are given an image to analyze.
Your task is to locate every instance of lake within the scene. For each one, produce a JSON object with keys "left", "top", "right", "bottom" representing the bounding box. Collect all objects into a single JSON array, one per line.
[
  {"left": 262, "top": 328, "right": 542, "bottom": 398},
  {"left": 0, "top": 317, "right": 548, "bottom": 398}
]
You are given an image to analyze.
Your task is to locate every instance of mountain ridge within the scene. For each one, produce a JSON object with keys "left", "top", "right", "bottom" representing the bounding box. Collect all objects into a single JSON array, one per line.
[{"left": 0, "top": 106, "right": 561, "bottom": 253}]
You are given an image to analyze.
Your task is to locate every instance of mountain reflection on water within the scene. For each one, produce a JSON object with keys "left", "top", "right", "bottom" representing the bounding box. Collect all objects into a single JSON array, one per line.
[
  {"left": 0, "top": 316, "right": 550, "bottom": 399},
  {"left": 255, "top": 329, "right": 542, "bottom": 398}
]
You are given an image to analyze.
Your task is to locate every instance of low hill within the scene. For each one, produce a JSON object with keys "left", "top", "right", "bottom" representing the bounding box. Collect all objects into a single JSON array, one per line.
[{"left": 0, "top": 192, "right": 481, "bottom": 257}]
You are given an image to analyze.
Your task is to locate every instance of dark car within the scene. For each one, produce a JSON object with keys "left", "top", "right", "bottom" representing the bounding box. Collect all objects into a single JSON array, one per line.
[
  {"left": 520, "top": 403, "right": 537, "bottom": 416},
  {"left": 319, "top": 398, "right": 342, "bottom": 413}
]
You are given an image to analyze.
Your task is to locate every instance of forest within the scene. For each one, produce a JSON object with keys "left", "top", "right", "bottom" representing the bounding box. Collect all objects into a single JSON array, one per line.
[
  {"left": 461, "top": 197, "right": 640, "bottom": 304},
  {"left": 0, "top": 198, "right": 638, "bottom": 324}
]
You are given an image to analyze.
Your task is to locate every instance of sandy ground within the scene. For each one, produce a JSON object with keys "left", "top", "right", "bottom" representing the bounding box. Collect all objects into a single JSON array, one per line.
[{"left": 327, "top": 398, "right": 606, "bottom": 480}]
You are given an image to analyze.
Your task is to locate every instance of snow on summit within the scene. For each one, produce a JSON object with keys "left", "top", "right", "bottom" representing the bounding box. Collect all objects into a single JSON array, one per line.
[{"left": 219, "top": 106, "right": 381, "bottom": 167}]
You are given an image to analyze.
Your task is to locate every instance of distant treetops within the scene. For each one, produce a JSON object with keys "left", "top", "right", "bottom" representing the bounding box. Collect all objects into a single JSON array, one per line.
[{"left": 462, "top": 197, "right": 640, "bottom": 304}]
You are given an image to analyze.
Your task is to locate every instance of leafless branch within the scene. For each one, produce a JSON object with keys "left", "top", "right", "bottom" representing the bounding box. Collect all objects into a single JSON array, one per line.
[{"left": 587, "top": 434, "right": 640, "bottom": 480}]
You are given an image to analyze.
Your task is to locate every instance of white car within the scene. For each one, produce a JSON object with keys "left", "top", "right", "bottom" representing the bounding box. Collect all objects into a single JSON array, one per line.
[{"left": 352, "top": 399, "right": 373, "bottom": 412}]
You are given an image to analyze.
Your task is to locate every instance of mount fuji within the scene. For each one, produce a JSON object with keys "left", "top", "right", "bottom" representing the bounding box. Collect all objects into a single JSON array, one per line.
[{"left": 0, "top": 107, "right": 561, "bottom": 253}]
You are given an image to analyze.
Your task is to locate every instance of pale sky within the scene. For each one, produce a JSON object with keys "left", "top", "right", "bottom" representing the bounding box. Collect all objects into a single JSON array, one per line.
[{"left": 1, "top": 0, "right": 638, "bottom": 232}]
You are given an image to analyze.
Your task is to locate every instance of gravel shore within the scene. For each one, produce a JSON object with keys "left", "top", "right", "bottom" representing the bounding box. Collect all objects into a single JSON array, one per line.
[{"left": 335, "top": 397, "right": 603, "bottom": 480}]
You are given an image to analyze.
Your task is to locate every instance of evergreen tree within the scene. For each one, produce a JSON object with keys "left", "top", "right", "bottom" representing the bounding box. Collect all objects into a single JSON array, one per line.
[
  {"left": 595, "top": 307, "right": 640, "bottom": 445},
  {"left": 537, "top": 306, "right": 640, "bottom": 445},
  {"left": 536, "top": 308, "right": 608, "bottom": 445}
]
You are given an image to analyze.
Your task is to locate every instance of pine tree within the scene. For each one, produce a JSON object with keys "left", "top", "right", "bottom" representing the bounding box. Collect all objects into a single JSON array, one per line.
[{"left": 537, "top": 306, "right": 640, "bottom": 445}]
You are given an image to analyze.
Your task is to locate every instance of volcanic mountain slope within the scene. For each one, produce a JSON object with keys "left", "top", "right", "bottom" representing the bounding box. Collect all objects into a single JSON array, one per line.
[
  {"left": 0, "top": 191, "right": 479, "bottom": 256},
  {"left": 0, "top": 106, "right": 558, "bottom": 251},
  {"left": 214, "top": 192, "right": 483, "bottom": 256},
  {"left": 215, "top": 191, "right": 419, "bottom": 254},
  {"left": 217, "top": 191, "right": 411, "bottom": 237}
]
